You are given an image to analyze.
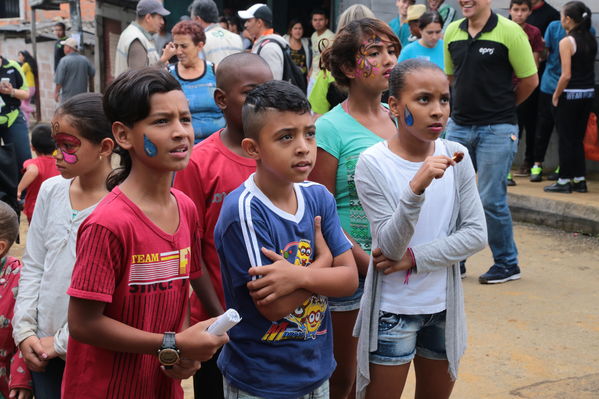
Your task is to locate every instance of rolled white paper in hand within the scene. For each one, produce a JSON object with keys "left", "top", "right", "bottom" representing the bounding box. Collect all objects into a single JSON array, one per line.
[{"left": 206, "top": 309, "right": 241, "bottom": 335}]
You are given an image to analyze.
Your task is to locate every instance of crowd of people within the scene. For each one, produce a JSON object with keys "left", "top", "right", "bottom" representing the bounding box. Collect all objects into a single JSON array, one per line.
[{"left": 0, "top": 0, "right": 596, "bottom": 398}]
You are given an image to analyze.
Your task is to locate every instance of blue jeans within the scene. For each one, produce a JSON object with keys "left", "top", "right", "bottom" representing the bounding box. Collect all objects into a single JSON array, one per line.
[
  {"left": 370, "top": 310, "right": 447, "bottom": 366},
  {"left": 445, "top": 120, "right": 519, "bottom": 267},
  {"left": 31, "top": 357, "right": 65, "bottom": 399},
  {"left": 0, "top": 112, "right": 31, "bottom": 174}
]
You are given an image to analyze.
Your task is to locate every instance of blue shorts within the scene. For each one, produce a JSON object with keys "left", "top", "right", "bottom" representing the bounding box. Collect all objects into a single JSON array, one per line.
[
  {"left": 328, "top": 276, "right": 364, "bottom": 312},
  {"left": 370, "top": 310, "right": 447, "bottom": 366}
]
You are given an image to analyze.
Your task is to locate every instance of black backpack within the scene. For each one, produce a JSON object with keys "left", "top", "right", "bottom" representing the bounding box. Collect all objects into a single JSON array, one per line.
[{"left": 257, "top": 38, "right": 308, "bottom": 93}]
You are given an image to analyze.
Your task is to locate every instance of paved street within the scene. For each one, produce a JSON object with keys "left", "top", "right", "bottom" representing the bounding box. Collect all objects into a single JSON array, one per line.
[
  {"left": 185, "top": 222, "right": 599, "bottom": 398},
  {"left": 9, "top": 220, "right": 599, "bottom": 398}
]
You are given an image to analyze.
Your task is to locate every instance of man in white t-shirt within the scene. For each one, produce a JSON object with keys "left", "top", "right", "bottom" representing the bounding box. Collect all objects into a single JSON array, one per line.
[
  {"left": 189, "top": 0, "right": 243, "bottom": 65},
  {"left": 308, "top": 9, "right": 335, "bottom": 96}
]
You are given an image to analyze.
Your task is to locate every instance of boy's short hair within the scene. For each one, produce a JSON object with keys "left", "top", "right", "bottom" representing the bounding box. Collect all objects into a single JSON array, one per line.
[
  {"left": 510, "top": 0, "right": 532, "bottom": 9},
  {"left": 242, "top": 80, "right": 311, "bottom": 140},
  {"left": 0, "top": 201, "right": 19, "bottom": 249},
  {"left": 311, "top": 8, "right": 328, "bottom": 19},
  {"left": 31, "top": 123, "right": 56, "bottom": 155}
]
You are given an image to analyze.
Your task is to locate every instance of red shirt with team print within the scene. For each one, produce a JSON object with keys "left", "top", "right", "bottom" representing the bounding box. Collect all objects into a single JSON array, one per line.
[{"left": 63, "top": 187, "right": 203, "bottom": 399}]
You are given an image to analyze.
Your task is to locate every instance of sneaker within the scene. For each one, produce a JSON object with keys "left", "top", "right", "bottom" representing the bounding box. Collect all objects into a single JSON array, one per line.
[
  {"left": 479, "top": 264, "right": 521, "bottom": 284},
  {"left": 547, "top": 166, "right": 560, "bottom": 181},
  {"left": 530, "top": 166, "right": 543, "bottom": 182},
  {"left": 460, "top": 261, "right": 466, "bottom": 278},
  {"left": 507, "top": 172, "right": 516, "bottom": 186},
  {"left": 514, "top": 164, "right": 530, "bottom": 177},
  {"left": 544, "top": 181, "right": 572, "bottom": 193},
  {"left": 572, "top": 180, "right": 588, "bottom": 193}
]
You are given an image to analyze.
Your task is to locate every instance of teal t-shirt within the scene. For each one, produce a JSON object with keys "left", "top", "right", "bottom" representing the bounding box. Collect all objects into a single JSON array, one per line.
[
  {"left": 398, "top": 39, "right": 445, "bottom": 69},
  {"left": 315, "top": 104, "right": 388, "bottom": 253}
]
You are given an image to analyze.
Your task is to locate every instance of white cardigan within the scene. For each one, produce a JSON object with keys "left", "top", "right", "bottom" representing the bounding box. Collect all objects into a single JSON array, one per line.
[{"left": 13, "top": 176, "right": 99, "bottom": 356}]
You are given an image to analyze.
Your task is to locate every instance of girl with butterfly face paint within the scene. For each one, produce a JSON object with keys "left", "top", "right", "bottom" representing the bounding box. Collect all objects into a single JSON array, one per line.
[{"left": 13, "top": 93, "right": 114, "bottom": 399}]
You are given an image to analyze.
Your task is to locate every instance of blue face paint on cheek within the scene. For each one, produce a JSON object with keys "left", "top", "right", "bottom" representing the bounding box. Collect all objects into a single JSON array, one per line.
[
  {"left": 143, "top": 134, "right": 158, "bottom": 157},
  {"left": 404, "top": 106, "right": 414, "bottom": 126}
]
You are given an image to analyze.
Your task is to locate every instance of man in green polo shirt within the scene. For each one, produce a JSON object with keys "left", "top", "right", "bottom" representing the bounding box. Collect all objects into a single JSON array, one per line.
[{"left": 444, "top": 0, "right": 538, "bottom": 284}]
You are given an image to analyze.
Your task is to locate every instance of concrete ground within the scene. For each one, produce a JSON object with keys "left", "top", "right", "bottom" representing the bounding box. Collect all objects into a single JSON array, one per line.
[{"left": 8, "top": 186, "right": 599, "bottom": 399}]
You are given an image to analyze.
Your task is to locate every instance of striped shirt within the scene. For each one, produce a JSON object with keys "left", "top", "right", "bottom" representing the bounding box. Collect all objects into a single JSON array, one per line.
[{"left": 63, "top": 187, "right": 202, "bottom": 399}]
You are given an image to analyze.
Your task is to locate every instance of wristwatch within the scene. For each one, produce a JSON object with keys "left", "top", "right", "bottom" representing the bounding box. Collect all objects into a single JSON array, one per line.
[{"left": 157, "top": 332, "right": 179, "bottom": 368}]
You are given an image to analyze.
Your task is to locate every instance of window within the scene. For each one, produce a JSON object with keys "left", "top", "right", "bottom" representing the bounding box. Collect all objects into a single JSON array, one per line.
[{"left": 0, "top": 0, "right": 21, "bottom": 19}]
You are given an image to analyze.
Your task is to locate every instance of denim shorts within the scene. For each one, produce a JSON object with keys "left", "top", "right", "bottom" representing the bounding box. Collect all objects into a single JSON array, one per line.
[
  {"left": 328, "top": 276, "right": 364, "bottom": 312},
  {"left": 370, "top": 310, "right": 447, "bottom": 366},
  {"left": 223, "top": 378, "right": 329, "bottom": 399}
]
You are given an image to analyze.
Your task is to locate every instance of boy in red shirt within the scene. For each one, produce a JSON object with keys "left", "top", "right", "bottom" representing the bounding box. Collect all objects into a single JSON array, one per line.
[
  {"left": 17, "top": 124, "right": 59, "bottom": 222},
  {"left": 0, "top": 201, "right": 32, "bottom": 398},
  {"left": 510, "top": 0, "right": 545, "bottom": 182},
  {"left": 173, "top": 52, "right": 272, "bottom": 399}
]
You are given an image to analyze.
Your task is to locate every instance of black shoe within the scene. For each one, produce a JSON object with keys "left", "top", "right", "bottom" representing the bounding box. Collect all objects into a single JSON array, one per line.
[
  {"left": 479, "top": 264, "right": 521, "bottom": 284},
  {"left": 572, "top": 180, "right": 588, "bottom": 193},
  {"left": 529, "top": 166, "right": 543, "bottom": 182},
  {"left": 460, "top": 261, "right": 466, "bottom": 279},
  {"left": 547, "top": 167, "right": 559, "bottom": 181},
  {"left": 544, "top": 181, "right": 572, "bottom": 193},
  {"left": 507, "top": 178, "right": 516, "bottom": 186}
]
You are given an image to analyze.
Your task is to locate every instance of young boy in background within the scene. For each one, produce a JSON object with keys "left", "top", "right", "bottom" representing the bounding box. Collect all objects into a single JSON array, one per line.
[
  {"left": 17, "top": 124, "right": 59, "bottom": 222},
  {"left": 173, "top": 52, "right": 273, "bottom": 399},
  {"left": 509, "top": 0, "right": 545, "bottom": 183},
  {"left": 0, "top": 201, "right": 32, "bottom": 399},
  {"left": 215, "top": 80, "right": 358, "bottom": 399}
]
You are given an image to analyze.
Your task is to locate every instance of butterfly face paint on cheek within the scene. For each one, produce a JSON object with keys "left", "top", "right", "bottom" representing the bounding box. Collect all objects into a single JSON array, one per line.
[
  {"left": 144, "top": 134, "right": 158, "bottom": 157},
  {"left": 53, "top": 133, "right": 81, "bottom": 164},
  {"left": 404, "top": 106, "right": 414, "bottom": 126}
]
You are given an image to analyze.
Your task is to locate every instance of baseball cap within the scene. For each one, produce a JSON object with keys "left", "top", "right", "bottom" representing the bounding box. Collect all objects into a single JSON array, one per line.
[
  {"left": 137, "top": 0, "right": 170, "bottom": 17},
  {"left": 60, "top": 37, "right": 78, "bottom": 50},
  {"left": 406, "top": 4, "right": 426, "bottom": 22},
  {"left": 238, "top": 3, "right": 272, "bottom": 25}
]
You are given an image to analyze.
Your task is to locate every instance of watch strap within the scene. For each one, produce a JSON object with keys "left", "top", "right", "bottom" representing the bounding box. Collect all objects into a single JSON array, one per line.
[{"left": 162, "top": 332, "right": 177, "bottom": 349}]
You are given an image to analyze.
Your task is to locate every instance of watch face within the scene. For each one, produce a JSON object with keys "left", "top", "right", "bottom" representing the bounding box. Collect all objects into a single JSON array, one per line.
[{"left": 158, "top": 348, "right": 179, "bottom": 366}]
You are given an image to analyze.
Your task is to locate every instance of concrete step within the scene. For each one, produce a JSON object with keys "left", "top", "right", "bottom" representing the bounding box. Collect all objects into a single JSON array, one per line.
[{"left": 507, "top": 176, "right": 599, "bottom": 235}]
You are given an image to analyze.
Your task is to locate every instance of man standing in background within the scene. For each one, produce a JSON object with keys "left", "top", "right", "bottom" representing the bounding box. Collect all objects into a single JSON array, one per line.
[
  {"left": 114, "top": 0, "right": 173, "bottom": 77},
  {"left": 190, "top": 0, "right": 243, "bottom": 65},
  {"left": 444, "top": 0, "right": 538, "bottom": 284},
  {"left": 308, "top": 9, "right": 335, "bottom": 96},
  {"left": 54, "top": 38, "right": 95, "bottom": 103},
  {"left": 52, "top": 22, "right": 68, "bottom": 71}
]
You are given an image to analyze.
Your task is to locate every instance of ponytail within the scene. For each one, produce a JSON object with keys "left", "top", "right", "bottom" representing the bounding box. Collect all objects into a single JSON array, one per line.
[
  {"left": 105, "top": 146, "right": 131, "bottom": 191},
  {"left": 563, "top": 1, "right": 597, "bottom": 57}
]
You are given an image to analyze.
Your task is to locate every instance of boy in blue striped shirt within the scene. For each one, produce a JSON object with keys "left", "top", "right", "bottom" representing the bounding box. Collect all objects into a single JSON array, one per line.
[{"left": 214, "top": 80, "right": 357, "bottom": 399}]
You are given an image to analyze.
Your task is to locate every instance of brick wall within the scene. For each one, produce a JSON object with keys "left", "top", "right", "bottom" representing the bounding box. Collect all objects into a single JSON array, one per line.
[{"left": 0, "top": 0, "right": 96, "bottom": 26}]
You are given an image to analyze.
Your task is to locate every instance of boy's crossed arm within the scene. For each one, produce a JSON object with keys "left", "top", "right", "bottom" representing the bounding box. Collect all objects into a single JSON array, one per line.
[{"left": 247, "top": 216, "right": 358, "bottom": 321}]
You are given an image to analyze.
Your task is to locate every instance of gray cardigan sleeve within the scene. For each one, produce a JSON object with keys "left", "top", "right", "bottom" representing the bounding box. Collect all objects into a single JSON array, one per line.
[
  {"left": 411, "top": 146, "right": 487, "bottom": 273},
  {"left": 354, "top": 142, "right": 487, "bottom": 270},
  {"left": 354, "top": 150, "right": 425, "bottom": 261}
]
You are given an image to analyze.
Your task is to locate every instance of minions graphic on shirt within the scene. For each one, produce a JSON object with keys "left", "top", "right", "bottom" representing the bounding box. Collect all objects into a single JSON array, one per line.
[{"left": 261, "top": 239, "right": 328, "bottom": 342}]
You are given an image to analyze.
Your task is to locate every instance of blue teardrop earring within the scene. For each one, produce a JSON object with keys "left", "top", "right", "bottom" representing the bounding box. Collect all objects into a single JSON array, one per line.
[{"left": 404, "top": 106, "right": 414, "bottom": 126}]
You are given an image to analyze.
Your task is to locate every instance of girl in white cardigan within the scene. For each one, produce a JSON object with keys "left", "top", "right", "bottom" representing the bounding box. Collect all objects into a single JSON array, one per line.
[
  {"left": 13, "top": 93, "right": 114, "bottom": 399},
  {"left": 354, "top": 59, "right": 487, "bottom": 399}
]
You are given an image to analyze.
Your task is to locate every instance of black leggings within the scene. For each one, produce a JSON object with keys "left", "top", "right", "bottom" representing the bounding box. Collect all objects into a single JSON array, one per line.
[
  {"left": 554, "top": 94, "right": 594, "bottom": 179},
  {"left": 517, "top": 86, "right": 538, "bottom": 165},
  {"left": 533, "top": 91, "right": 556, "bottom": 164}
]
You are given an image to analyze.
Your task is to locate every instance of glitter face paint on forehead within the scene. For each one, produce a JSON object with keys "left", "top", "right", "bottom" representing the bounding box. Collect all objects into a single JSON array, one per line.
[{"left": 53, "top": 132, "right": 81, "bottom": 164}]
